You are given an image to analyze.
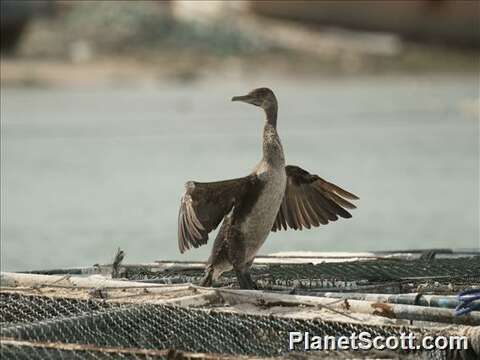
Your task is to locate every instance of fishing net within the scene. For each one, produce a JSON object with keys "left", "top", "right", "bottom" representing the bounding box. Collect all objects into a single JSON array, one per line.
[
  {"left": 117, "top": 257, "right": 480, "bottom": 294},
  {"left": 2, "top": 256, "right": 478, "bottom": 359},
  {"left": 0, "top": 291, "right": 467, "bottom": 360}
]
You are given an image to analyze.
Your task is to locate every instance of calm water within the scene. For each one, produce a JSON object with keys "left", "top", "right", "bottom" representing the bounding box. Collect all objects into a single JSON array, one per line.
[{"left": 1, "top": 75, "right": 479, "bottom": 271}]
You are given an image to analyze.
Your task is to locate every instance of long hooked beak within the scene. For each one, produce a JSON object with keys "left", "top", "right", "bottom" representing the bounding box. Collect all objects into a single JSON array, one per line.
[{"left": 231, "top": 94, "right": 254, "bottom": 103}]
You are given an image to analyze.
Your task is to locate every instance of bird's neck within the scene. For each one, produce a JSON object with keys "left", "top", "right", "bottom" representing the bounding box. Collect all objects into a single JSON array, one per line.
[
  {"left": 265, "top": 106, "right": 277, "bottom": 128},
  {"left": 262, "top": 109, "right": 284, "bottom": 167}
]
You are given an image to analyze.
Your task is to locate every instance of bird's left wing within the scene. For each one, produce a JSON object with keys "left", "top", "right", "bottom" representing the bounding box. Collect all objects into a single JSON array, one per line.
[
  {"left": 272, "top": 165, "right": 359, "bottom": 232},
  {"left": 178, "top": 175, "right": 257, "bottom": 253}
]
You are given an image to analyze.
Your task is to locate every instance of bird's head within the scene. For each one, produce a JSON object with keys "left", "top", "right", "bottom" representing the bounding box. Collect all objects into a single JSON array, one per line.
[{"left": 232, "top": 87, "right": 277, "bottom": 111}]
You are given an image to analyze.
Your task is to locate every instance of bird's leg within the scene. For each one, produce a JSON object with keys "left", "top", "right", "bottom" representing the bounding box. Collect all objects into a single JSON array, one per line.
[
  {"left": 200, "top": 266, "right": 213, "bottom": 287},
  {"left": 228, "top": 235, "right": 258, "bottom": 289},
  {"left": 243, "top": 259, "right": 258, "bottom": 289},
  {"left": 235, "top": 268, "right": 257, "bottom": 290},
  {"left": 244, "top": 270, "right": 258, "bottom": 290},
  {"left": 235, "top": 269, "right": 248, "bottom": 289}
]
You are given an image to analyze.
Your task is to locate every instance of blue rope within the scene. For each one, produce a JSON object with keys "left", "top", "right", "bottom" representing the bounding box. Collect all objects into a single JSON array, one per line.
[{"left": 455, "top": 288, "right": 480, "bottom": 316}]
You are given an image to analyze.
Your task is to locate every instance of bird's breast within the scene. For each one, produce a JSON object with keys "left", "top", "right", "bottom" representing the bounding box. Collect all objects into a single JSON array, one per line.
[{"left": 239, "top": 165, "right": 286, "bottom": 261}]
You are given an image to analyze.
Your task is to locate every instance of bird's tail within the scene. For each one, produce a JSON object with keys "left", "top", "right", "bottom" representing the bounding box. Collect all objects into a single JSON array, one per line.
[{"left": 199, "top": 266, "right": 213, "bottom": 287}]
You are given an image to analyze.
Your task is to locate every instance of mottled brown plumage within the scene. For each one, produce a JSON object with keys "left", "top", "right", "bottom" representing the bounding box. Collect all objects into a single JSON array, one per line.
[{"left": 177, "top": 87, "right": 359, "bottom": 289}]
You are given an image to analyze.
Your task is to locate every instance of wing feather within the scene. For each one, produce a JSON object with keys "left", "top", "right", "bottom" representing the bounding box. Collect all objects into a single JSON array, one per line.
[
  {"left": 301, "top": 188, "right": 320, "bottom": 227},
  {"left": 272, "top": 165, "right": 358, "bottom": 232},
  {"left": 178, "top": 175, "right": 256, "bottom": 253}
]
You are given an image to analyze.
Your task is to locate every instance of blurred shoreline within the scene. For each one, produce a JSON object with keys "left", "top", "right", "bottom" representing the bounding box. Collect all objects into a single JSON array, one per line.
[
  {"left": 2, "top": 46, "right": 478, "bottom": 89},
  {"left": 2, "top": 0, "right": 479, "bottom": 89}
]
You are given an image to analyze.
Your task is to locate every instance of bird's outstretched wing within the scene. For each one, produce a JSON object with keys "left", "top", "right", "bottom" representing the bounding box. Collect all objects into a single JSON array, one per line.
[
  {"left": 272, "top": 165, "right": 359, "bottom": 232},
  {"left": 178, "top": 175, "right": 257, "bottom": 253}
]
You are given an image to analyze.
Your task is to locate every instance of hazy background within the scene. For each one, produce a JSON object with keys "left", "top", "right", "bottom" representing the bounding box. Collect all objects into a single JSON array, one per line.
[{"left": 1, "top": 0, "right": 479, "bottom": 271}]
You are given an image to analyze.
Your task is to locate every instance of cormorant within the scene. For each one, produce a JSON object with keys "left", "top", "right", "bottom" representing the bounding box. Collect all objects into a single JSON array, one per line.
[{"left": 178, "top": 87, "right": 358, "bottom": 289}]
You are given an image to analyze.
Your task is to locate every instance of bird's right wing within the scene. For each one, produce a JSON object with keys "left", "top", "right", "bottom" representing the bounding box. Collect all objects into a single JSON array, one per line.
[{"left": 178, "top": 175, "right": 257, "bottom": 253}]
